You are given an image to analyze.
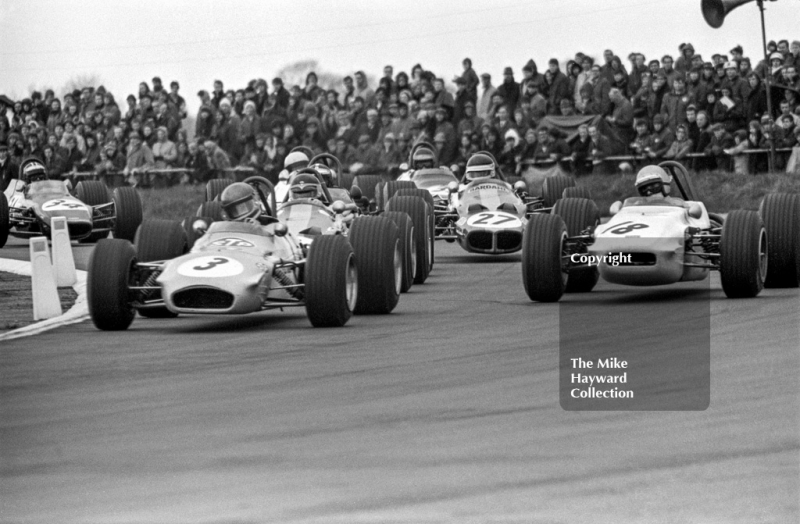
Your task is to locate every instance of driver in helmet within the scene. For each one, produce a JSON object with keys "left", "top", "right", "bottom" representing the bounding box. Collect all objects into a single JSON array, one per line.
[
  {"left": 219, "top": 182, "right": 277, "bottom": 225},
  {"left": 613, "top": 165, "right": 686, "bottom": 209},
  {"left": 287, "top": 173, "right": 323, "bottom": 202},
  {"left": 275, "top": 151, "right": 309, "bottom": 201},
  {"left": 411, "top": 147, "right": 437, "bottom": 170},
  {"left": 462, "top": 153, "right": 497, "bottom": 187},
  {"left": 21, "top": 160, "right": 48, "bottom": 184}
]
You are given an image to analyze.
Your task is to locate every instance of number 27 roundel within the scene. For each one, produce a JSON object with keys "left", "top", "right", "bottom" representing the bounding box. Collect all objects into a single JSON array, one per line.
[
  {"left": 466, "top": 212, "right": 522, "bottom": 229},
  {"left": 177, "top": 256, "right": 244, "bottom": 277}
]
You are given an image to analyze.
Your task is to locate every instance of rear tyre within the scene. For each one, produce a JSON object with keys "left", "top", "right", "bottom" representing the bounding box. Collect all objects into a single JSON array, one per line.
[
  {"left": 386, "top": 195, "right": 431, "bottom": 284},
  {"left": 349, "top": 216, "right": 401, "bottom": 314},
  {"left": 542, "top": 174, "right": 576, "bottom": 208},
  {"left": 0, "top": 192, "right": 9, "bottom": 248},
  {"left": 206, "top": 178, "right": 233, "bottom": 201},
  {"left": 352, "top": 174, "right": 384, "bottom": 200},
  {"left": 383, "top": 181, "right": 417, "bottom": 203},
  {"left": 112, "top": 187, "right": 143, "bottom": 242},
  {"left": 394, "top": 188, "right": 435, "bottom": 270},
  {"left": 305, "top": 235, "right": 357, "bottom": 327},
  {"left": 197, "top": 201, "right": 225, "bottom": 221},
  {"left": 522, "top": 214, "right": 568, "bottom": 302},
  {"left": 552, "top": 197, "right": 600, "bottom": 293},
  {"left": 563, "top": 186, "right": 592, "bottom": 200},
  {"left": 135, "top": 219, "right": 188, "bottom": 318},
  {"left": 759, "top": 193, "right": 800, "bottom": 288},
  {"left": 383, "top": 211, "right": 416, "bottom": 292},
  {"left": 88, "top": 239, "right": 136, "bottom": 330},
  {"left": 720, "top": 210, "right": 767, "bottom": 298}
]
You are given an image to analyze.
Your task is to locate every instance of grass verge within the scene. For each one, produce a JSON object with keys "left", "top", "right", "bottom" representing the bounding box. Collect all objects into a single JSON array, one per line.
[
  {"left": 139, "top": 185, "right": 207, "bottom": 221},
  {"left": 0, "top": 272, "right": 77, "bottom": 332}
]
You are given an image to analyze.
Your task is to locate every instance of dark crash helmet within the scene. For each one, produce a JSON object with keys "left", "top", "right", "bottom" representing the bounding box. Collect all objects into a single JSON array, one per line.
[
  {"left": 289, "top": 173, "right": 322, "bottom": 200},
  {"left": 464, "top": 153, "right": 496, "bottom": 182},
  {"left": 310, "top": 163, "right": 335, "bottom": 187},
  {"left": 411, "top": 147, "right": 436, "bottom": 170},
  {"left": 220, "top": 182, "right": 260, "bottom": 221},
  {"left": 20, "top": 159, "right": 48, "bottom": 183}
]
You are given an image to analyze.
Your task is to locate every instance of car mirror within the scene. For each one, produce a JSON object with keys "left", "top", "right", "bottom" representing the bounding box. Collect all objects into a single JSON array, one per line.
[
  {"left": 447, "top": 181, "right": 459, "bottom": 193},
  {"left": 609, "top": 201, "right": 622, "bottom": 215},
  {"left": 273, "top": 223, "right": 288, "bottom": 237},
  {"left": 399, "top": 162, "right": 408, "bottom": 171},
  {"left": 513, "top": 180, "right": 527, "bottom": 192},
  {"left": 687, "top": 202, "right": 702, "bottom": 219},
  {"left": 331, "top": 200, "right": 346, "bottom": 214},
  {"left": 192, "top": 218, "right": 209, "bottom": 235}
]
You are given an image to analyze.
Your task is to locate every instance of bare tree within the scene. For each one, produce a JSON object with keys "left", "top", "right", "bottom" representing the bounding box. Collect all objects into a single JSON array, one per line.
[{"left": 59, "top": 73, "right": 105, "bottom": 97}]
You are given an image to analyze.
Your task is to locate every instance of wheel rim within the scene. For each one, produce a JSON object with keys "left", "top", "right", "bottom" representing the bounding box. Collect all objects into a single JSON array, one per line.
[
  {"left": 345, "top": 253, "right": 358, "bottom": 311},
  {"left": 393, "top": 239, "right": 403, "bottom": 295},
  {"left": 409, "top": 226, "right": 417, "bottom": 280},
  {"left": 758, "top": 228, "right": 768, "bottom": 282}
]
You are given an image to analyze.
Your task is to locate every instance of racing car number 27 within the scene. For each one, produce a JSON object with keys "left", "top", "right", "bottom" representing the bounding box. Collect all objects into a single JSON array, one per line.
[{"left": 467, "top": 212, "right": 522, "bottom": 228}]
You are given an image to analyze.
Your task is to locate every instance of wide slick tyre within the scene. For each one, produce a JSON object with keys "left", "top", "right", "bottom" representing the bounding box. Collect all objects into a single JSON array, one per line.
[
  {"left": 383, "top": 211, "right": 416, "bottom": 292},
  {"left": 0, "top": 192, "right": 9, "bottom": 248},
  {"left": 305, "top": 234, "right": 357, "bottom": 327},
  {"left": 134, "top": 219, "right": 188, "bottom": 318},
  {"left": 386, "top": 195, "right": 431, "bottom": 284},
  {"left": 562, "top": 186, "right": 592, "bottom": 200},
  {"left": 552, "top": 197, "right": 600, "bottom": 293},
  {"left": 88, "top": 239, "right": 136, "bottom": 330},
  {"left": 112, "top": 187, "right": 143, "bottom": 242},
  {"left": 522, "top": 214, "right": 568, "bottom": 302},
  {"left": 759, "top": 193, "right": 800, "bottom": 288},
  {"left": 349, "top": 216, "right": 401, "bottom": 314},
  {"left": 76, "top": 180, "right": 109, "bottom": 206},
  {"left": 720, "top": 210, "right": 767, "bottom": 298},
  {"left": 206, "top": 178, "right": 233, "bottom": 201},
  {"left": 541, "top": 174, "right": 576, "bottom": 208}
]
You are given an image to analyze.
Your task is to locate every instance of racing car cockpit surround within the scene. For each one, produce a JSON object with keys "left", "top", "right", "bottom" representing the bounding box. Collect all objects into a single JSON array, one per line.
[
  {"left": 463, "top": 153, "right": 497, "bottom": 183},
  {"left": 221, "top": 182, "right": 261, "bottom": 221}
]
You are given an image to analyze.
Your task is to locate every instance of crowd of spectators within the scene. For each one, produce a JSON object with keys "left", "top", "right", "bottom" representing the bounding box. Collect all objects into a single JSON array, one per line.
[{"left": 2, "top": 38, "right": 800, "bottom": 191}]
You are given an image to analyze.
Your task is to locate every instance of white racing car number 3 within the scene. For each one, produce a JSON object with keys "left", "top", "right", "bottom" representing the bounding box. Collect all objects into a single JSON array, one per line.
[
  {"left": 467, "top": 212, "right": 521, "bottom": 228},
  {"left": 177, "top": 256, "right": 244, "bottom": 277}
]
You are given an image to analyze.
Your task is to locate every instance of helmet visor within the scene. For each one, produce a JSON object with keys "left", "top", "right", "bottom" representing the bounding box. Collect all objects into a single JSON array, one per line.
[
  {"left": 225, "top": 200, "right": 255, "bottom": 219},
  {"left": 638, "top": 180, "right": 664, "bottom": 197}
]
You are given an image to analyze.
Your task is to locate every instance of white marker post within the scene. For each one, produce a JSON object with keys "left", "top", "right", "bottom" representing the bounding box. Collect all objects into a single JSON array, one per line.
[
  {"left": 30, "top": 237, "right": 62, "bottom": 320},
  {"left": 50, "top": 216, "right": 77, "bottom": 287}
]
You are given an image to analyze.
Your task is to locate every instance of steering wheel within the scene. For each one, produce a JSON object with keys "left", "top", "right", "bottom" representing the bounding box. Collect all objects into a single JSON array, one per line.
[
  {"left": 242, "top": 176, "right": 277, "bottom": 218},
  {"left": 308, "top": 153, "right": 343, "bottom": 186}
]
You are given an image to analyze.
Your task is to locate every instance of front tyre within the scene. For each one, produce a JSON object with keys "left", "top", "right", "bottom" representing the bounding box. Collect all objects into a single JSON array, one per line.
[
  {"left": 720, "top": 210, "right": 767, "bottom": 298},
  {"left": 135, "top": 219, "right": 188, "bottom": 318},
  {"left": 522, "top": 214, "right": 568, "bottom": 302},
  {"left": 552, "top": 197, "right": 600, "bottom": 293},
  {"left": 383, "top": 211, "right": 416, "bottom": 292},
  {"left": 305, "top": 235, "right": 357, "bottom": 327},
  {"left": 0, "top": 192, "right": 9, "bottom": 248},
  {"left": 759, "top": 193, "right": 800, "bottom": 288},
  {"left": 88, "top": 239, "right": 136, "bottom": 330}
]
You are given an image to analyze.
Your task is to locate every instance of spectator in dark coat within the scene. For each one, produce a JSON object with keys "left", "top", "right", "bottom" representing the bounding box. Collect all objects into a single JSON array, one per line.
[
  {"left": 496, "top": 67, "right": 520, "bottom": 114},
  {"left": 704, "top": 123, "right": 735, "bottom": 171},
  {"left": 459, "top": 58, "right": 480, "bottom": 102},
  {"left": 606, "top": 87, "right": 635, "bottom": 145},
  {"left": 0, "top": 144, "right": 19, "bottom": 191},
  {"left": 588, "top": 124, "right": 616, "bottom": 174},
  {"left": 744, "top": 74, "right": 768, "bottom": 123},
  {"left": 646, "top": 114, "right": 675, "bottom": 161},
  {"left": 272, "top": 78, "right": 290, "bottom": 110},
  {"left": 546, "top": 59, "right": 571, "bottom": 115},
  {"left": 660, "top": 75, "right": 694, "bottom": 131},
  {"left": 570, "top": 124, "right": 593, "bottom": 175}
]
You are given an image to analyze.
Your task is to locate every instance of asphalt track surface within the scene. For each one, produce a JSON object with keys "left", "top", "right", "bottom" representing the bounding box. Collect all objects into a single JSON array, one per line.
[{"left": 1, "top": 235, "right": 798, "bottom": 523}]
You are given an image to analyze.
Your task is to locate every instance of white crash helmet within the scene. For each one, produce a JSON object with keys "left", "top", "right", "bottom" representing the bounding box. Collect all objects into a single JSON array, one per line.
[
  {"left": 464, "top": 153, "right": 496, "bottom": 182},
  {"left": 284, "top": 151, "right": 309, "bottom": 172},
  {"left": 21, "top": 160, "right": 47, "bottom": 183},
  {"left": 635, "top": 165, "right": 672, "bottom": 197}
]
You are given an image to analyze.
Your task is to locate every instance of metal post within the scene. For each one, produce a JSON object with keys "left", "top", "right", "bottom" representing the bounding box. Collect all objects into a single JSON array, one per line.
[{"left": 757, "top": 0, "right": 775, "bottom": 173}]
